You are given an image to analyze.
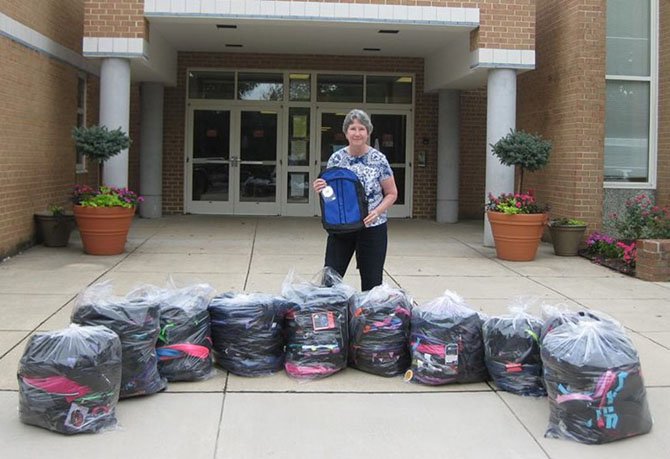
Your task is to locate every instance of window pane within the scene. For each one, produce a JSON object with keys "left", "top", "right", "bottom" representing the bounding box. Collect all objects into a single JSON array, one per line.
[
  {"left": 193, "top": 110, "right": 230, "bottom": 159},
  {"left": 189, "top": 71, "right": 235, "bottom": 99},
  {"left": 288, "top": 107, "right": 310, "bottom": 166},
  {"left": 366, "top": 76, "right": 413, "bottom": 104},
  {"left": 317, "top": 74, "right": 363, "bottom": 102},
  {"left": 319, "top": 112, "right": 347, "bottom": 163},
  {"left": 238, "top": 72, "right": 283, "bottom": 101},
  {"left": 289, "top": 73, "right": 311, "bottom": 101},
  {"left": 287, "top": 172, "right": 309, "bottom": 203},
  {"left": 391, "top": 167, "right": 405, "bottom": 205},
  {"left": 604, "top": 81, "right": 650, "bottom": 182},
  {"left": 606, "top": 0, "right": 650, "bottom": 76},
  {"left": 240, "top": 111, "right": 277, "bottom": 161},
  {"left": 370, "top": 114, "right": 406, "bottom": 164}
]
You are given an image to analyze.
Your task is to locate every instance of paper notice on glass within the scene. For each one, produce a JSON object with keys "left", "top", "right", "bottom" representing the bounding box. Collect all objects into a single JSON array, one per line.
[
  {"left": 292, "top": 115, "right": 308, "bottom": 138},
  {"left": 290, "top": 140, "right": 307, "bottom": 162},
  {"left": 290, "top": 174, "right": 305, "bottom": 198}
]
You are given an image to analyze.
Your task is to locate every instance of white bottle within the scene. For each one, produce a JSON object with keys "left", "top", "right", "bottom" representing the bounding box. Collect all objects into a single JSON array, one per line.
[{"left": 321, "top": 185, "right": 336, "bottom": 202}]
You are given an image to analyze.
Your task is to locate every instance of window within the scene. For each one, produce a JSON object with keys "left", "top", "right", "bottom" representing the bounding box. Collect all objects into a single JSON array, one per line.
[
  {"left": 317, "top": 74, "right": 363, "bottom": 102},
  {"left": 366, "top": 75, "right": 413, "bottom": 104},
  {"left": 188, "top": 71, "right": 235, "bottom": 99},
  {"left": 76, "top": 74, "right": 86, "bottom": 172},
  {"left": 237, "top": 72, "right": 283, "bottom": 101},
  {"left": 289, "top": 73, "right": 311, "bottom": 101},
  {"left": 604, "top": 0, "right": 657, "bottom": 185}
]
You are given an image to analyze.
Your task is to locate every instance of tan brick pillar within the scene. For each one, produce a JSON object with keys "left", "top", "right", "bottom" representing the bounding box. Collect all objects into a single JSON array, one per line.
[{"left": 636, "top": 240, "right": 670, "bottom": 282}]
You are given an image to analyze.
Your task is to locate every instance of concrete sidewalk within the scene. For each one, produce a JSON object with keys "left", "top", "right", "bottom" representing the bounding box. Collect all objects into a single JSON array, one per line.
[{"left": 0, "top": 216, "right": 668, "bottom": 458}]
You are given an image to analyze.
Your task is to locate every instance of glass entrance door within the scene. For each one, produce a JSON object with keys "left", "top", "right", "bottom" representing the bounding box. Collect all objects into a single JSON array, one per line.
[
  {"left": 234, "top": 109, "right": 280, "bottom": 215},
  {"left": 187, "top": 108, "right": 234, "bottom": 214},
  {"left": 369, "top": 112, "right": 412, "bottom": 217},
  {"left": 186, "top": 107, "right": 280, "bottom": 214},
  {"left": 316, "top": 109, "right": 412, "bottom": 218}
]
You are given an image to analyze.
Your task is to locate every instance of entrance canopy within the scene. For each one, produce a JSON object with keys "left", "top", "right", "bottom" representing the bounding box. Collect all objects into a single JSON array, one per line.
[{"left": 119, "top": 1, "right": 521, "bottom": 91}]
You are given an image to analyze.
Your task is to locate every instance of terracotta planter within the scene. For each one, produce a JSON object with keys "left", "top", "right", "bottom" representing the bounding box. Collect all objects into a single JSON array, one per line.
[
  {"left": 73, "top": 205, "right": 135, "bottom": 255},
  {"left": 34, "top": 212, "right": 75, "bottom": 247},
  {"left": 549, "top": 225, "right": 587, "bottom": 256},
  {"left": 487, "top": 211, "right": 548, "bottom": 261}
]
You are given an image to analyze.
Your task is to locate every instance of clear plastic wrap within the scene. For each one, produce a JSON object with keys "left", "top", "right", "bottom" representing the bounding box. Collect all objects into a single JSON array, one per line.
[
  {"left": 348, "top": 284, "right": 412, "bottom": 377},
  {"left": 18, "top": 325, "right": 122, "bottom": 434},
  {"left": 406, "top": 290, "right": 487, "bottom": 385},
  {"left": 71, "top": 281, "right": 167, "bottom": 398},
  {"left": 208, "top": 292, "right": 293, "bottom": 377},
  {"left": 281, "top": 268, "right": 354, "bottom": 379},
  {"left": 154, "top": 282, "right": 216, "bottom": 381},
  {"left": 542, "top": 317, "right": 653, "bottom": 444},
  {"left": 540, "top": 303, "right": 621, "bottom": 343},
  {"left": 482, "top": 301, "right": 545, "bottom": 396}
]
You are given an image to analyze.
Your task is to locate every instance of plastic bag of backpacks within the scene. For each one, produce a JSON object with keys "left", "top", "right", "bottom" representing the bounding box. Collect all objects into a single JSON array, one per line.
[
  {"left": 281, "top": 268, "right": 354, "bottom": 379},
  {"left": 348, "top": 284, "right": 412, "bottom": 377},
  {"left": 542, "top": 316, "right": 653, "bottom": 444},
  {"left": 17, "top": 325, "right": 122, "bottom": 435},
  {"left": 71, "top": 281, "right": 167, "bottom": 398},
  {"left": 154, "top": 282, "right": 216, "bottom": 381},
  {"left": 540, "top": 303, "right": 620, "bottom": 343},
  {"left": 208, "top": 292, "right": 293, "bottom": 377},
  {"left": 482, "top": 301, "right": 545, "bottom": 396},
  {"left": 406, "top": 290, "right": 488, "bottom": 385}
]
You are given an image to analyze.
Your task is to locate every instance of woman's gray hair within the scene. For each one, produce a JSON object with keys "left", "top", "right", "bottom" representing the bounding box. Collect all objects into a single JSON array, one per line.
[{"left": 342, "top": 109, "right": 373, "bottom": 135}]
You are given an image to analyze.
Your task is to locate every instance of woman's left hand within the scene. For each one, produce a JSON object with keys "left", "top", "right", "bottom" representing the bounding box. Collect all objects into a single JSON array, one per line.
[{"left": 364, "top": 210, "right": 380, "bottom": 227}]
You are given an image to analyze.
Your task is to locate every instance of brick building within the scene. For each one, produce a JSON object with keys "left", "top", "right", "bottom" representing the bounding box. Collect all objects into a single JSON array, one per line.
[{"left": 0, "top": 0, "right": 667, "bottom": 258}]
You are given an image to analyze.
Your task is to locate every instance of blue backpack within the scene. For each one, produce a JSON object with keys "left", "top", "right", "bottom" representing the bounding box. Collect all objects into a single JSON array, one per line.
[{"left": 318, "top": 167, "right": 369, "bottom": 233}]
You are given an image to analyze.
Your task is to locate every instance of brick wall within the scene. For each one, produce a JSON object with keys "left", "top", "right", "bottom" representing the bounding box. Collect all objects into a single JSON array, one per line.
[
  {"left": 0, "top": 0, "right": 85, "bottom": 52},
  {"left": 636, "top": 239, "right": 670, "bottom": 282},
  {"left": 83, "top": 0, "right": 146, "bottom": 38},
  {"left": 658, "top": 0, "right": 670, "bottom": 208},
  {"left": 517, "top": 0, "right": 606, "bottom": 232},
  {"left": 287, "top": 0, "right": 535, "bottom": 50},
  {"left": 0, "top": 38, "right": 79, "bottom": 257},
  {"left": 163, "top": 52, "right": 437, "bottom": 217},
  {"left": 468, "top": 0, "right": 536, "bottom": 50},
  {"left": 459, "top": 88, "right": 487, "bottom": 219}
]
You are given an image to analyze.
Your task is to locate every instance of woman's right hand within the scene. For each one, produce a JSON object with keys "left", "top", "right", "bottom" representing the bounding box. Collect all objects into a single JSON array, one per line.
[{"left": 312, "top": 178, "right": 327, "bottom": 193}]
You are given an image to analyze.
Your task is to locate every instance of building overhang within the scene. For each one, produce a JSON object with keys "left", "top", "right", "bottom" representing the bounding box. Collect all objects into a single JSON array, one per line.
[{"left": 83, "top": 2, "right": 535, "bottom": 90}]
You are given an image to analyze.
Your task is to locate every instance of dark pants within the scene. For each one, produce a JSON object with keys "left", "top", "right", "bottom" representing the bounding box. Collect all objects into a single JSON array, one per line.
[{"left": 325, "top": 223, "right": 388, "bottom": 292}]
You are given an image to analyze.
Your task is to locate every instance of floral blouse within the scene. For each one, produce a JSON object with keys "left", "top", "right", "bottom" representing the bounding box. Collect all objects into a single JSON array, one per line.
[{"left": 327, "top": 147, "right": 394, "bottom": 227}]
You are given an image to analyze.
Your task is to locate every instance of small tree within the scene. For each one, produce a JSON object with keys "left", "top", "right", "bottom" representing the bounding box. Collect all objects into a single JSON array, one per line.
[
  {"left": 491, "top": 130, "right": 552, "bottom": 194},
  {"left": 72, "top": 125, "right": 130, "bottom": 162},
  {"left": 72, "top": 126, "right": 131, "bottom": 185}
]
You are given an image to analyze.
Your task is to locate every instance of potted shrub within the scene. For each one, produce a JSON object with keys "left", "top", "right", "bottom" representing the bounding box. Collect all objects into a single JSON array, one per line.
[
  {"left": 34, "top": 204, "right": 75, "bottom": 247},
  {"left": 486, "top": 130, "right": 552, "bottom": 261},
  {"left": 71, "top": 126, "right": 140, "bottom": 256},
  {"left": 548, "top": 218, "right": 587, "bottom": 256}
]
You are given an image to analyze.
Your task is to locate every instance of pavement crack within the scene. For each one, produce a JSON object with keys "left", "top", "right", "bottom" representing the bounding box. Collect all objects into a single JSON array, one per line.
[{"left": 243, "top": 219, "right": 259, "bottom": 291}]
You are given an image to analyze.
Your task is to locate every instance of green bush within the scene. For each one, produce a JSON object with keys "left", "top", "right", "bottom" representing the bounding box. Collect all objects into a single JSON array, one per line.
[
  {"left": 491, "top": 130, "right": 552, "bottom": 193},
  {"left": 610, "top": 194, "right": 670, "bottom": 240},
  {"left": 72, "top": 125, "right": 130, "bottom": 163}
]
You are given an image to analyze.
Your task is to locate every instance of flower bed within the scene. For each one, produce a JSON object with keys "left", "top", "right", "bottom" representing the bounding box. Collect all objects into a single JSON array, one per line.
[
  {"left": 578, "top": 249, "right": 635, "bottom": 276},
  {"left": 579, "top": 233, "right": 636, "bottom": 276}
]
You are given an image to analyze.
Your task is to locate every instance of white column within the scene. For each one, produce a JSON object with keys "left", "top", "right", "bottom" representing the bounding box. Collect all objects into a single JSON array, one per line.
[
  {"left": 139, "top": 83, "right": 164, "bottom": 218},
  {"left": 436, "top": 90, "right": 460, "bottom": 223},
  {"left": 99, "top": 58, "right": 131, "bottom": 188},
  {"left": 484, "top": 69, "right": 517, "bottom": 246}
]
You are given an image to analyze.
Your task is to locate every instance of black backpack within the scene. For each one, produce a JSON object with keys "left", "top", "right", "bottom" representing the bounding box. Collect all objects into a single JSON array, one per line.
[{"left": 318, "top": 167, "right": 368, "bottom": 233}]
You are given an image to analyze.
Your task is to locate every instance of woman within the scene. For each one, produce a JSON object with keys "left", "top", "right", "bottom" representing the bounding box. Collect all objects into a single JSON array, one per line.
[{"left": 313, "top": 109, "right": 398, "bottom": 291}]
